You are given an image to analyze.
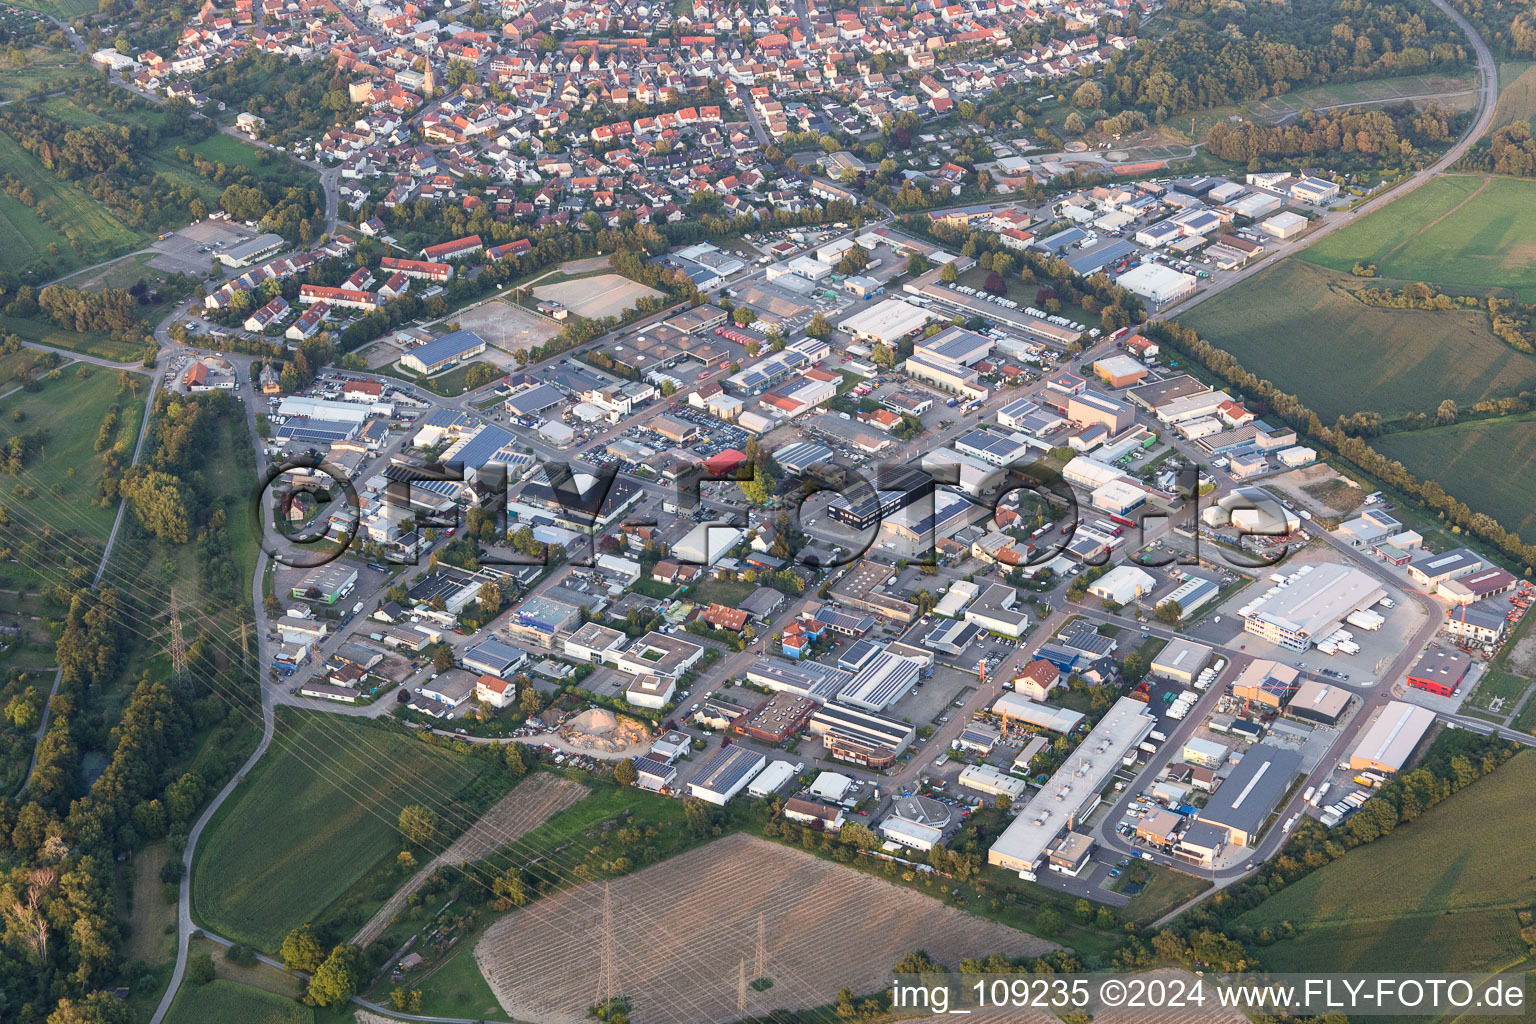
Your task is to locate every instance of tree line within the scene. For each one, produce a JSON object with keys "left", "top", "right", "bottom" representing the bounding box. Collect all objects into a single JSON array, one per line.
[
  {"left": 1205, "top": 103, "right": 1465, "bottom": 170},
  {"left": 1147, "top": 318, "right": 1536, "bottom": 569}
]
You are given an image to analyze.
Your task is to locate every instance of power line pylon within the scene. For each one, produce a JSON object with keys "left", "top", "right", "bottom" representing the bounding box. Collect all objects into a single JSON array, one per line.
[
  {"left": 738, "top": 958, "right": 747, "bottom": 1013},
  {"left": 168, "top": 587, "right": 188, "bottom": 686},
  {"left": 594, "top": 881, "right": 616, "bottom": 1010},
  {"left": 755, "top": 913, "right": 766, "bottom": 980}
]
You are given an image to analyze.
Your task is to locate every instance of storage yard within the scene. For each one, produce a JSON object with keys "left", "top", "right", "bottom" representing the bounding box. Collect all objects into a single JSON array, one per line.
[{"left": 474, "top": 834, "right": 1053, "bottom": 1024}]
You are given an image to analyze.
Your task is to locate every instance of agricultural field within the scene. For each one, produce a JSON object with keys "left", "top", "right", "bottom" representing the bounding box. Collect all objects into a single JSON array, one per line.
[
  {"left": 0, "top": 311, "right": 145, "bottom": 362},
  {"left": 1371, "top": 415, "right": 1536, "bottom": 541},
  {"left": 351, "top": 773, "right": 588, "bottom": 947},
  {"left": 0, "top": 366, "right": 147, "bottom": 573},
  {"left": 1240, "top": 750, "right": 1536, "bottom": 974},
  {"left": 162, "top": 980, "right": 312, "bottom": 1024},
  {"left": 1177, "top": 260, "right": 1536, "bottom": 421},
  {"left": 475, "top": 833, "right": 1055, "bottom": 1024},
  {"left": 1492, "top": 61, "right": 1536, "bottom": 129},
  {"left": 1298, "top": 175, "right": 1536, "bottom": 300},
  {"left": 0, "top": 130, "right": 141, "bottom": 273},
  {"left": 190, "top": 711, "right": 479, "bottom": 951}
]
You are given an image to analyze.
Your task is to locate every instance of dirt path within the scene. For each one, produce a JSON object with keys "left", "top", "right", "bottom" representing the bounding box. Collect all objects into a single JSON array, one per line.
[
  {"left": 1381, "top": 175, "right": 1491, "bottom": 263},
  {"left": 351, "top": 774, "right": 588, "bottom": 948}
]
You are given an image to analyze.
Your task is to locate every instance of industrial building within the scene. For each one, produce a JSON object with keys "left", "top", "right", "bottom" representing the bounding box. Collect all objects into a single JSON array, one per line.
[
  {"left": 838, "top": 298, "right": 942, "bottom": 345},
  {"left": 1088, "top": 565, "right": 1157, "bottom": 606},
  {"left": 1406, "top": 647, "right": 1471, "bottom": 697},
  {"left": 687, "top": 746, "right": 766, "bottom": 805},
  {"left": 1288, "top": 679, "right": 1351, "bottom": 725},
  {"left": 988, "top": 697, "right": 1156, "bottom": 877},
  {"left": 1068, "top": 391, "right": 1135, "bottom": 433},
  {"left": 1349, "top": 700, "right": 1435, "bottom": 773},
  {"left": 1151, "top": 638, "right": 1214, "bottom": 685},
  {"left": 1242, "top": 563, "right": 1387, "bottom": 651},
  {"left": 963, "top": 583, "right": 1030, "bottom": 637},
  {"left": 1093, "top": 355, "right": 1149, "bottom": 389},
  {"left": 1437, "top": 566, "right": 1517, "bottom": 605},
  {"left": 958, "top": 763, "right": 1027, "bottom": 800},
  {"left": 880, "top": 796, "right": 951, "bottom": 851},
  {"left": 1183, "top": 737, "right": 1229, "bottom": 769},
  {"left": 1406, "top": 547, "right": 1483, "bottom": 588},
  {"left": 1231, "top": 659, "right": 1300, "bottom": 710},
  {"left": 1116, "top": 263, "right": 1198, "bottom": 309},
  {"left": 746, "top": 761, "right": 797, "bottom": 797},
  {"left": 990, "top": 692, "right": 1085, "bottom": 735},
  {"left": 734, "top": 692, "right": 820, "bottom": 743},
  {"left": 836, "top": 650, "right": 925, "bottom": 711},
  {"left": 291, "top": 564, "right": 358, "bottom": 604},
  {"left": 1195, "top": 743, "right": 1301, "bottom": 847},
  {"left": 808, "top": 702, "right": 915, "bottom": 768}
]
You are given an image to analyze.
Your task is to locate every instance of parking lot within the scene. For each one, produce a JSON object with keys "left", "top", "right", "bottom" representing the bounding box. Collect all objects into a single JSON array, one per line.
[{"left": 149, "top": 218, "right": 259, "bottom": 274}]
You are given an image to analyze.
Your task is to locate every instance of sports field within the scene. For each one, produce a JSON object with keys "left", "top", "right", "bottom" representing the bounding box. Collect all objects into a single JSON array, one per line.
[
  {"left": 1298, "top": 176, "right": 1536, "bottom": 300},
  {"left": 163, "top": 980, "right": 312, "bottom": 1024},
  {"left": 191, "top": 711, "right": 479, "bottom": 951},
  {"left": 533, "top": 273, "right": 663, "bottom": 319},
  {"left": 1372, "top": 415, "right": 1536, "bottom": 542},
  {"left": 1177, "top": 260, "right": 1536, "bottom": 420},
  {"left": 476, "top": 833, "right": 1055, "bottom": 1024},
  {"left": 1240, "top": 750, "right": 1536, "bottom": 973}
]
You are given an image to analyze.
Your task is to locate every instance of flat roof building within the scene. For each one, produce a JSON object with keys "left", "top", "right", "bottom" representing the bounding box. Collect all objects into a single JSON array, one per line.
[
  {"left": 1231, "top": 659, "right": 1300, "bottom": 709},
  {"left": 687, "top": 746, "right": 766, "bottom": 805},
  {"left": 1195, "top": 743, "right": 1301, "bottom": 847},
  {"left": 989, "top": 697, "right": 1156, "bottom": 877},
  {"left": 1349, "top": 700, "right": 1435, "bottom": 773},
  {"left": 1151, "top": 638, "right": 1214, "bottom": 685},
  {"left": 1289, "top": 679, "right": 1351, "bottom": 725},
  {"left": 1406, "top": 647, "right": 1471, "bottom": 697},
  {"left": 1243, "top": 563, "right": 1386, "bottom": 651}
]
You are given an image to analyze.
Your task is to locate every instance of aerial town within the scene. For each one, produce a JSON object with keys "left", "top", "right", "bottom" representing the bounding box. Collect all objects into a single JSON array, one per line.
[{"left": 3, "top": 0, "right": 1536, "bottom": 1020}]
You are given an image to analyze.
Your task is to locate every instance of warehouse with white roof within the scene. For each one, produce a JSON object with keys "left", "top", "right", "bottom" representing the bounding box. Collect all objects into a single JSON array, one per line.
[
  {"left": 1349, "top": 700, "right": 1435, "bottom": 774},
  {"left": 1242, "top": 563, "right": 1386, "bottom": 652},
  {"left": 989, "top": 697, "right": 1157, "bottom": 877}
]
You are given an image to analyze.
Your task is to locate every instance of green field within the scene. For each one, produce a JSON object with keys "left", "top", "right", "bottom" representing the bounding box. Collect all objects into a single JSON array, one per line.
[
  {"left": 1372, "top": 415, "right": 1536, "bottom": 542},
  {"left": 163, "top": 980, "right": 312, "bottom": 1024},
  {"left": 0, "top": 48, "right": 85, "bottom": 101},
  {"left": 412, "top": 947, "right": 505, "bottom": 1021},
  {"left": 0, "top": 92, "right": 315, "bottom": 275},
  {"left": 0, "top": 130, "right": 141, "bottom": 272},
  {"left": 1240, "top": 750, "right": 1536, "bottom": 974},
  {"left": 684, "top": 577, "right": 759, "bottom": 606},
  {"left": 1492, "top": 61, "right": 1536, "bottom": 129},
  {"left": 1177, "top": 259, "right": 1536, "bottom": 420},
  {"left": 1298, "top": 175, "right": 1536, "bottom": 300},
  {"left": 0, "top": 366, "right": 146, "bottom": 545},
  {"left": 191, "top": 712, "right": 479, "bottom": 951},
  {"left": 1463, "top": 668, "right": 1532, "bottom": 714}
]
